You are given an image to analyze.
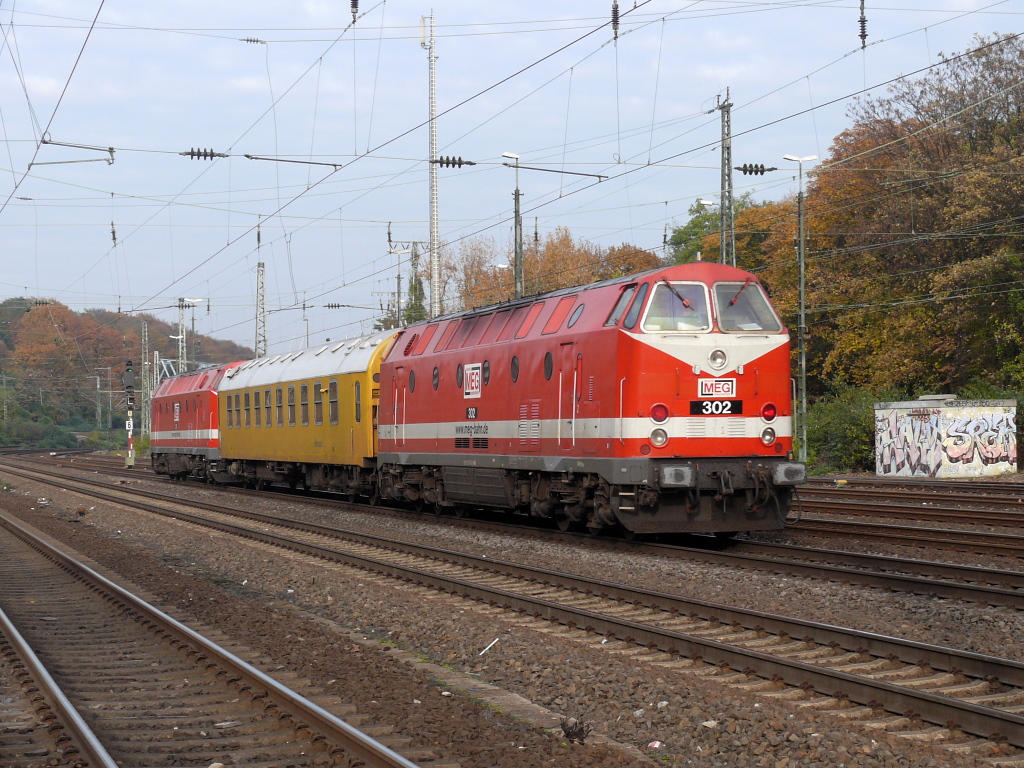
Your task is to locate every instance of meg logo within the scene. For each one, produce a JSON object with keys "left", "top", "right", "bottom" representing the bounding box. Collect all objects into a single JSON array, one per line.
[
  {"left": 699, "top": 378, "right": 736, "bottom": 398},
  {"left": 463, "top": 363, "right": 482, "bottom": 399}
]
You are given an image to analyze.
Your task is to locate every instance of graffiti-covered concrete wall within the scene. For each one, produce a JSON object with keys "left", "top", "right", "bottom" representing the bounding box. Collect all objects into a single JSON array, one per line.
[{"left": 874, "top": 399, "right": 1017, "bottom": 478}]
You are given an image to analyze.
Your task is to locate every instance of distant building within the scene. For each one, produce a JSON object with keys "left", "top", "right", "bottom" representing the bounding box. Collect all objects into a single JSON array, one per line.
[{"left": 874, "top": 396, "right": 1017, "bottom": 478}]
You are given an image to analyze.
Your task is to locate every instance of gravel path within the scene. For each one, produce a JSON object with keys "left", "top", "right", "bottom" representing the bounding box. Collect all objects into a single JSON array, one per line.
[{"left": 1, "top": 468, "right": 1015, "bottom": 767}]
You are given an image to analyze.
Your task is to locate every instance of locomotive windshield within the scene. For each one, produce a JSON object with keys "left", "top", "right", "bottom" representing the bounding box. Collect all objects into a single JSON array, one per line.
[
  {"left": 641, "top": 281, "right": 710, "bottom": 332},
  {"left": 713, "top": 281, "right": 782, "bottom": 332}
]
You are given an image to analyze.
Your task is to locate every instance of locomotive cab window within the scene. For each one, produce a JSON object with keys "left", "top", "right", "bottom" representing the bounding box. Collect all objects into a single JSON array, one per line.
[
  {"left": 713, "top": 281, "right": 783, "bottom": 332},
  {"left": 605, "top": 284, "right": 636, "bottom": 326},
  {"left": 642, "top": 281, "right": 710, "bottom": 332},
  {"left": 622, "top": 283, "right": 650, "bottom": 330}
]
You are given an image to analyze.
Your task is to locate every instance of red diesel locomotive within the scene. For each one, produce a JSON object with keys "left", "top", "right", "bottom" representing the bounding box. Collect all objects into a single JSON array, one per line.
[
  {"left": 376, "top": 261, "right": 805, "bottom": 534},
  {"left": 151, "top": 360, "right": 242, "bottom": 479}
]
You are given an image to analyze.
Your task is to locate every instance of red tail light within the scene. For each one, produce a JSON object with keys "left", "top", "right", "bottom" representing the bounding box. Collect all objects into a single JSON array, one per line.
[
  {"left": 650, "top": 403, "right": 670, "bottom": 424},
  {"left": 761, "top": 402, "right": 777, "bottom": 422}
]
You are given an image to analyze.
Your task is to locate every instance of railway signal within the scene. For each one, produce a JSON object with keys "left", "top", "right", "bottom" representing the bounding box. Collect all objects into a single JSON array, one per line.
[{"left": 124, "top": 360, "right": 136, "bottom": 469}]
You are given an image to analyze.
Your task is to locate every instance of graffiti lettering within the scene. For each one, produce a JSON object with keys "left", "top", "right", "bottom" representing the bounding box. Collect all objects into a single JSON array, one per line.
[{"left": 875, "top": 406, "right": 1016, "bottom": 478}]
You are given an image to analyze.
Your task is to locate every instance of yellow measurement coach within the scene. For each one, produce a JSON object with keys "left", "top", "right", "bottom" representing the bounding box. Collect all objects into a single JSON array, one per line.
[{"left": 213, "top": 332, "right": 398, "bottom": 498}]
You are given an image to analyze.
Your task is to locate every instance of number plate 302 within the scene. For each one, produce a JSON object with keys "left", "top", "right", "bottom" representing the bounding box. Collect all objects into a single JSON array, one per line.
[{"left": 689, "top": 400, "right": 742, "bottom": 416}]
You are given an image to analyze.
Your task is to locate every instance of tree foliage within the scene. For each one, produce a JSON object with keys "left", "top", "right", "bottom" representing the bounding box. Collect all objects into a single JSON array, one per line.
[{"left": 0, "top": 299, "right": 251, "bottom": 447}]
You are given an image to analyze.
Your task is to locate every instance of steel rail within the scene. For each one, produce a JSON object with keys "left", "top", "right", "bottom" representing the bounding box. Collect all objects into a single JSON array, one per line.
[
  {"left": 0, "top": 511, "right": 422, "bottom": 768},
  {"left": 0, "top": 603, "right": 120, "bottom": 768},
  {"left": 795, "top": 496, "right": 1024, "bottom": 526},
  {"left": 794, "top": 517, "right": 1024, "bottom": 557},
  {"left": 4, "top": 465, "right": 1023, "bottom": 746}
]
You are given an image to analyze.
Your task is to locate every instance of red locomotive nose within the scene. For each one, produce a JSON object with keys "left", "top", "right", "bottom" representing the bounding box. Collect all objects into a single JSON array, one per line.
[
  {"left": 761, "top": 402, "right": 778, "bottom": 422},
  {"left": 650, "top": 403, "right": 670, "bottom": 423}
]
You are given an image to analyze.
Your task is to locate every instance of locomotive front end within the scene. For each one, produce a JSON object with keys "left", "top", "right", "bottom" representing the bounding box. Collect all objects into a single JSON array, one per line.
[{"left": 615, "top": 266, "right": 806, "bottom": 534}]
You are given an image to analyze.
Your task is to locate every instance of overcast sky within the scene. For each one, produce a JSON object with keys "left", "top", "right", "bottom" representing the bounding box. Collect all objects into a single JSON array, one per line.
[{"left": 0, "top": 1, "right": 1016, "bottom": 353}]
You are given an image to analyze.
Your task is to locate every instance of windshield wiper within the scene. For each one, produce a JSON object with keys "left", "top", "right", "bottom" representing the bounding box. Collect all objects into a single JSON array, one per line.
[
  {"left": 661, "top": 279, "right": 694, "bottom": 311},
  {"left": 730, "top": 278, "right": 753, "bottom": 305}
]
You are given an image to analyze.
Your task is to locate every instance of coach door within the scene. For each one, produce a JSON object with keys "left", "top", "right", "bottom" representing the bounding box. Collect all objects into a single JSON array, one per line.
[
  {"left": 559, "top": 343, "right": 579, "bottom": 449},
  {"left": 392, "top": 366, "right": 407, "bottom": 446}
]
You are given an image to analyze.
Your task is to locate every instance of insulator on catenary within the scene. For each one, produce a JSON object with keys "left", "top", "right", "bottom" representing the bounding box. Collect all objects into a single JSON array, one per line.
[
  {"left": 351, "top": 0, "right": 358, "bottom": 23},
  {"left": 859, "top": 0, "right": 867, "bottom": 49},
  {"left": 611, "top": 1, "right": 619, "bottom": 40}
]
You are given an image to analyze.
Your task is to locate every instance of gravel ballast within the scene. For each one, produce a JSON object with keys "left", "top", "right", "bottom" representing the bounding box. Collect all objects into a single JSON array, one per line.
[{"left": 1, "top": 468, "right": 1016, "bottom": 767}]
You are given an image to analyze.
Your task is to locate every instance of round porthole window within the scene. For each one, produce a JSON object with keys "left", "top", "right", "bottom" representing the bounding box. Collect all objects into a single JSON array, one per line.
[
  {"left": 409, "top": 370, "right": 416, "bottom": 392},
  {"left": 544, "top": 352, "right": 553, "bottom": 381},
  {"left": 482, "top": 360, "right": 491, "bottom": 386},
  {"left": 567, "top": 304, "right": 585, "bottom": 328},
  {"left": 456, "top": 364, "right": 464, "bottom": 388},
  {"left": 511, "top": 356, "right": 520, "bottom": 383},
  {"left": 432, "top": 367, "right": 439, "bottom": 390}
]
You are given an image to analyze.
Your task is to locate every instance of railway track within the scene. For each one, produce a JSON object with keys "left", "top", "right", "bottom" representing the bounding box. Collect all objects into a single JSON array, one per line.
[
  {"left": 7, "top": 458, "right": 1024, "bottom": 606},
  {"left": 3, "top": 462, "right": 1023, "bottom": 755},
  {"left": 0, "top": 510, "right": 427, "bottom": 768}
]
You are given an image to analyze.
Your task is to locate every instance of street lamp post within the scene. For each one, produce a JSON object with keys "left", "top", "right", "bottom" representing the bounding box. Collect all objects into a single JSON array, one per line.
[{"left": 782, "top": 153, "right": 817, "bottom": 464}]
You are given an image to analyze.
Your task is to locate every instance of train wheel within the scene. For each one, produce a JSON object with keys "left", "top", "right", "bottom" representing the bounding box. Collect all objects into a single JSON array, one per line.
[
  {"left": 368, "top": 486, "right": 381, "bottom": 506},
  {"left": 554, "top": 511, "right": 583, "bottom": 532},
  {"left": 453, "top": 505, "right": 469, "bottom": 518}
]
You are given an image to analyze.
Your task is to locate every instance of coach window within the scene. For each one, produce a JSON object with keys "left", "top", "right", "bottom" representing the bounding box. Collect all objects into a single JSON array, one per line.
[
  {"left": 300, "top": 383, "right": 309, "bottom": 426},
  {"left": 254, "top": 390, "right": 262, "bottom": 427},
  {"left": 622, "top": 282, "right": 651, "bottom": 330},
  {"left": 234, "top": 393, "right": 241, "bottom": 427},
  {"left": 314, "top": 380, "right": 323, "bottom": 425},
  {"left": 226, "top": 397, "right": 233, "bottom": 428},
  {"left": 244, "top": 392, "right": 251, "bottom": 427},
  {"left": 276, "top": 387, "right": 284, "bottom": 427},
  {"left": 432, "top": 367, "right": 439, "bottom": 390},
  {"left": 265, "top": 390, "right": 272, "bottom": 428},
  {"left": 605, "top": 284, "right": 637, "bottom": 326},
  {"left": 456, "top": 364, "right": 464, "bottom": 388},
  {"left": 329, "top": 380, "right": 338, "bottom": 424},
  {"left": 355, "top": 381, "right": 362, "bottom": 423},
  {"left": 544, "top": 352, "right": 553, "bottom": 380},
  {"left": 409, "top": 370, "right": 416, "bottom": 393},
  {"left": 288, "top": 386, "right": 296, "bottom": 426},
  {"left": 510, "top": 355, "right": 520, "bottom": 383}
]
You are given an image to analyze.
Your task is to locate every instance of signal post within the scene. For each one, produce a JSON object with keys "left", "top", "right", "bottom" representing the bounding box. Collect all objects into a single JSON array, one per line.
[{"left": 123, "top": 361, "right": 136, "bottom": 468}]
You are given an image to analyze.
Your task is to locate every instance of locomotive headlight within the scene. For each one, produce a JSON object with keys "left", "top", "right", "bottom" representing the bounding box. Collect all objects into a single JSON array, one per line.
[
  {"left": 650, "top": 428, "right": 669, "bottom": 447},
  {"left": 708, "top": 349, "right": 728, "bottom": 370},
  {"left": 760, "top": 427, "right": 776, "bottom": 445}
]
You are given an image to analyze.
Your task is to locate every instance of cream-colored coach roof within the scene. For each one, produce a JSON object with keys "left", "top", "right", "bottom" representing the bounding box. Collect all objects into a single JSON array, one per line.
[{"left": 219, "top": 331, "right": 397, "bottom": 393}]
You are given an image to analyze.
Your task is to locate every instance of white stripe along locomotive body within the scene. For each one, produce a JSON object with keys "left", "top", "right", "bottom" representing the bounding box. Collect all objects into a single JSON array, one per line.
[{"left": 377, "top": 262, "right": 805, "bottom": 534}]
